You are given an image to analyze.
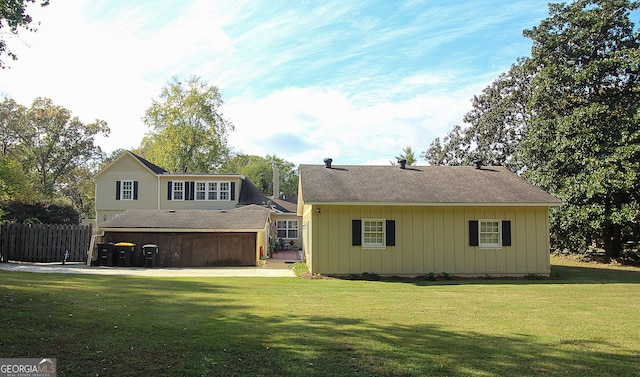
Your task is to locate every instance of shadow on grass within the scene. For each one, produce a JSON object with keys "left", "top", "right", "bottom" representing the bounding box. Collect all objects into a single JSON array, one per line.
[
  {"left": 326, "top": 263, "right": 640, "bottom": 286},
  {"left": 1, "top": 272, "right": 637, "bottom": 377}
]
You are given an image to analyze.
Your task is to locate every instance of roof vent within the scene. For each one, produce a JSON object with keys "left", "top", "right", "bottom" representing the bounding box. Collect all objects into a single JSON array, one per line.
[
  {"left": 324, "top": 158, "right": 333, "bottom": 168},
  {"left": 167, "top": 209, "right": 176, "bottom": 213},
  {"left": 398, "top": 159, "right": 407, "bottom": 169},
  {"left": 473, "top": 159, "right": 483, "bottom": 169}
]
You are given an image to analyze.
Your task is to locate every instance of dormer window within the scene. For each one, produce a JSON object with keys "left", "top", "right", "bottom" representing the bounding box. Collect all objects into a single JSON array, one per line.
[
  {"left": 172, "top": 181, "right": 184, "bottom": 200},
  {"left": 168, "top": 180, "right": 234, "bottom": 201}
]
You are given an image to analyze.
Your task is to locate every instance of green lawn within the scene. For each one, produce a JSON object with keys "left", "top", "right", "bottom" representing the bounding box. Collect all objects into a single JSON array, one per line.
[{"left": 1, "top": 258, "right": 639, "bottom": 377}]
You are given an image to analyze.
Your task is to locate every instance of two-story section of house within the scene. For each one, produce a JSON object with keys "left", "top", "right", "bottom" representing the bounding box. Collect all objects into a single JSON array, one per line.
[
  {"left": 93, "top": 151, "right": 290, "bottom": 267},
  {"left": 95, "top": 151, "right": 250, "bottom": 222}
]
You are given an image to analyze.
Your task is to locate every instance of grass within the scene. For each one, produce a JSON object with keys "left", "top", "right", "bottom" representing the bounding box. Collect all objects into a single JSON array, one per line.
[{"left": 1, "top": 257, "right": 639, "bottom": 377}]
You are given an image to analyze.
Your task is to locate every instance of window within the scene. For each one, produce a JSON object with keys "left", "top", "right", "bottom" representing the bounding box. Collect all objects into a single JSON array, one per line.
[
  {"left": 219, "top": 182, "right": 230, "bottom": 200},
  {"left": 167, "top": 180, "right": 235, "bottom": 201},
  {"left": 172, "top": 181, "right": 184, "bottom": 200},
  {"left": 116, "top": 180, "right": 138, "bottom": 200},
  {"left": 276, "top": 220, "right": 299, "bottom": 239},
  {"left": 121, "top": 180, "right": 134, "bottom": 200},
  {"left": 480, "top": 220, "right": 501, "bottom": 248},
  {"left": 196, "top": 182, "right": 207, "bottom": 200},
  {"left": 352, "top": 219, "right": 395, "bottom": 248},
  {"left": 469, "top": 220, "right": 511, "bottom": 248},
  {"left": 208, "top": 182, "right": 218, "bottom": 200},
  {"left": 363, "top": 219, "right": 385, "bottom": 248}
]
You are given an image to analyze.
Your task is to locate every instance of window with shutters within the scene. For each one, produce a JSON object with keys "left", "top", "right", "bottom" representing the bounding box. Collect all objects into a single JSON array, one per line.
[
  {"left": 121, "top": 180, "right": 134, "bottom": 200},
  {"left": 352, "top": 219, "right": 395, "bottom": 249},
  {"left": 116, "top": 180, "right": 137, "bottom": 201},
  {"left": 479, "top": 219, "right": 501, "bottom": 248},
  {"left": 363, "top": 219, "right": 385, "bottom": 248}
]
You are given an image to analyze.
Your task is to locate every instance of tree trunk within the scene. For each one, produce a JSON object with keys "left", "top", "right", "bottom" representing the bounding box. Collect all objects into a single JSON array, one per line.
[{"left": 603, "top": 223, "right": 622, "bottom": 258}]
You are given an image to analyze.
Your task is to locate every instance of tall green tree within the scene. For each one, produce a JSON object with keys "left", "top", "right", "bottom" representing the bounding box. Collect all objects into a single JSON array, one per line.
[
  {"left": 15, "top": 97, "right": 109, "bottom": 199},
  {"left": 522, "top": 0, "right": 640, "bottom": 257},
  {"left": 221, "top": 154, "right": 298, "bottom": 197},
  {"left": 422, "top": 125, "right": 470, "bottom": 166},
  {"left": 0, "top": 97, "right": 25, "bottom": 155},
  {"left": 423, "top": 60, "right": 532, "bottom": 170},
  {"left": 140, "top": 76, "right": 234, "bottom": 173},
  {"left": 0, "top": 0, "right": 49, "bottom": 67}
]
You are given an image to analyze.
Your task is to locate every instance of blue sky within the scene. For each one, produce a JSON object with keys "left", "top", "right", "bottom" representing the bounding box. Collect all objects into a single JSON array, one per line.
[{"left": 0, "top": 0, "right": 553, "bottom": 166}]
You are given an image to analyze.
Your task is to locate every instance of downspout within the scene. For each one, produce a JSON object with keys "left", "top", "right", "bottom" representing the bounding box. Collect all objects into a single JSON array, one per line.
[{"left": 157, "top": 175, "right": 161, "bottom": 210}]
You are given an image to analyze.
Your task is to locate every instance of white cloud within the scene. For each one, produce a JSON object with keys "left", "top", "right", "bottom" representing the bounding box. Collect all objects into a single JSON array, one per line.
[
  {"left": 0, "top": 0, "right": 544, "bottom": 167},
  {"left": 226, "top": 83, "right": 479, "bottom": 166}
]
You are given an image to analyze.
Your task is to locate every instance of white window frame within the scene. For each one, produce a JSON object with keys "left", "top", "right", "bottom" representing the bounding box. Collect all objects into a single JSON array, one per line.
[
  {"left": 172, "top": 181, "right": 185, "bottom": 201},
  {"left": 121, "top": 180, "right": 134, "bottom": 201},
  {"left": 208, "top": 182, "right": 218, "bottom": 200},
  {"left": 195, "top": 182, "right": 207, "bottom": 201},
  {"left": 219, "top": 182, "right": 230, "bottom": 201},
  {"left": 362, "top": 219, "right": 385, "bottom": 248},
  {"left": 479, "top": 219, "right": 501, "bottom": 249},
  {"left": 276, "top": 220, "right": 299, "bottom": 239},
  {"left": 193, "top": 181, "right": 231, "bottom": 201}
]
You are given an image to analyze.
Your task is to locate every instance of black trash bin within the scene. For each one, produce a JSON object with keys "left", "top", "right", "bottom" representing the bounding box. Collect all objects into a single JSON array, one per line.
[
  {"left": 114, "top": 242, "right": 136, "bottom": 267},
  {"left": 96, "top": 242, "right": 115, "bottom": 266},
  {"left": 142, "top": 244, "right": 159, "bottom": 268}
]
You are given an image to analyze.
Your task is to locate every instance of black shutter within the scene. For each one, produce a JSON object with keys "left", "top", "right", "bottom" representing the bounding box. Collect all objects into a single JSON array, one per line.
[
  {"left": 469, "top": 220, "right": 479, "bottom": 246},
  {"left": 502, "top": 220, "right": 512, "bottom": 246},
  {"left": 386, "top": 220, "right": 396, "bottom": 246},
  {"left": 231, "top": 182, "right": 236, "bottom": 201},
  {"left": 115, "top": 181, "right": 121, "bottom": 200},
  {"left": 186, "top": 182, "right": 195, "bottom": 201},
  {"left": 167, "top": 181, "right": 172, "bottom": 200},
  {"left": 133, "top": 181, "right": 138, "bottom": 200},
  {"left": 352, "top": 220, "right": 362, "bottom": 246}
]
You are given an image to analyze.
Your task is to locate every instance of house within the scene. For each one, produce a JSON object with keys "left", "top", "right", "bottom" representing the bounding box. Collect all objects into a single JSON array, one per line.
[
  {"left": 297, "top": 159, "right": 562, "bottom": 277},
  {"left": 93, "top": 151, "right": 288, "bottom": 267},
  {"left": 268, "top": 195, "right": 301, "bottom": 251}
]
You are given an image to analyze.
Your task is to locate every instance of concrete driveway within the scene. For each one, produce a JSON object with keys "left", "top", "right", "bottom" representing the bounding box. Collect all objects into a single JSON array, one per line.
[{"left": 0, "top": 260, "right": 297, "bottom": 277}]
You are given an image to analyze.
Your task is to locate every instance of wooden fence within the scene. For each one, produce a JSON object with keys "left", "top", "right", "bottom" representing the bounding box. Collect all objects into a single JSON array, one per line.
[{"left": 1, "top": 223, "right": 92, "bottom": 263}]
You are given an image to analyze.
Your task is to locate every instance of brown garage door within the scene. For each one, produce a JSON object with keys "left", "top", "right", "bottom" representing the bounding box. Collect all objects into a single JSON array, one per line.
[
  {"left": 180, "top": 233, "right": 256, "bottom": 266},
  {"left": 104, "top": 232, "right": 256, "bottom": 267}
]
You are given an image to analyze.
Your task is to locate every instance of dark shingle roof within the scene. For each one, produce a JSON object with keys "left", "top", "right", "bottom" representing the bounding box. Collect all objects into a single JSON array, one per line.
[
  {"left": 130, "top": 152, "right": 168, "bottom": 174},
  {"left": 268, "top": 196, "right": 298, "bottom": 213},
  {"left": 299, "top": 165, "right": 561, "bottom": 205},
  {"left": 99, "top": 205, "right": 270, "bottom": 230}
]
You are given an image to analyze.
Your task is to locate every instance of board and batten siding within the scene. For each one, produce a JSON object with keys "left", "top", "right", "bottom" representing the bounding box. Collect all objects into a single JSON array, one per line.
[
  {"left": 303, "top": 204, "right": 551, "bottom": 276},
  {"left": 95, "top": 154, "right": 158, "bottom": 222}
]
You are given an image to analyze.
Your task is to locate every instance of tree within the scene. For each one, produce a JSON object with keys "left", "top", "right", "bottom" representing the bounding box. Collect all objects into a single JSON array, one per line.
[
  {"left": 221, "top": 154, "right": 298, "bottom": 197},
  {"left": 0, "top": 0, "right": 49, "bottom": 68},
  {"left": 0, "top": 201, "right": 80, "bottom": 224},
  {"left": 422, "top": 60, "right": 533, "bottom": 170},
  {"left": 422, "top": 125, "right": 470, "bottom": 166},
  {"left": 521, "top": 0, "right": 640, "bottom": 257},
  {"left": 0, "top": 156, "right": 35, "bottom": 202},
  {"left": 15, "top": 97, "right": 109, "bottom": 199},
  {"left": 139, "top": 76, "right": 234, "bottom": 173},
  {"left": 0, "top": 97, "right": 25, "bottom": 155},
  {"left": 392, "top": 146, "right": 418, "bottom": 166},
  {"left": 58, "top": 165, "right": 97, "bottom": 219}
]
